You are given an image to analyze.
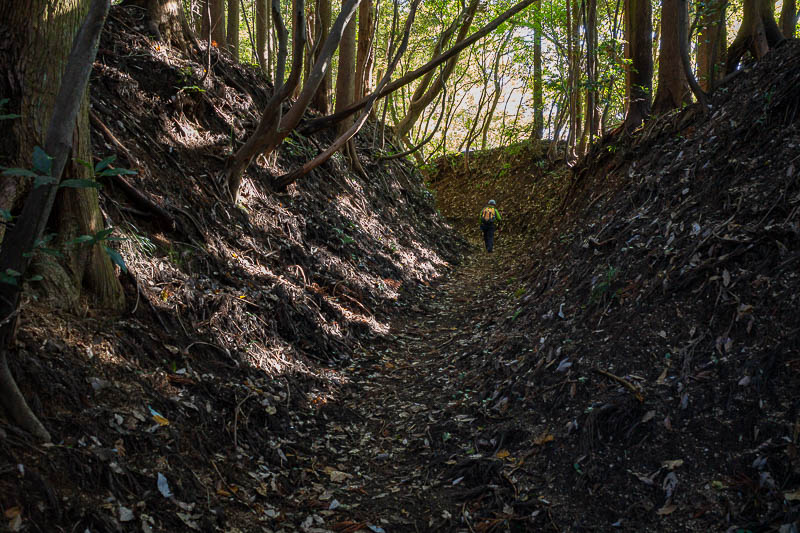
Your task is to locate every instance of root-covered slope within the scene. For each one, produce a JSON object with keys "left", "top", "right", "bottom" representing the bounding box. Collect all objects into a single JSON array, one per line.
[{"left": 1, "top": 6, "right": 464, "bottom": 532}]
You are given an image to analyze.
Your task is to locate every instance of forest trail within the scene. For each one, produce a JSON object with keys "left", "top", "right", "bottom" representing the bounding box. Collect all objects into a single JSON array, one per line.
[{"left": 270, "top": 239, "right": 524, "bottom": 531}]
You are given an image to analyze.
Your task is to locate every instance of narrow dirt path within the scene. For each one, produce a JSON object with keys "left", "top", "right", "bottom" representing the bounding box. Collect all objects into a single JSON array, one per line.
[{"left": 282, "top": 240, "right": 527, "bottom": 532}]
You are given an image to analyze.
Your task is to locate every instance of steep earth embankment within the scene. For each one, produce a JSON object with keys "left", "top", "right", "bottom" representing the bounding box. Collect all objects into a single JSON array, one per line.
[
  {"left": 0, "top": 5, "right": 464, "bottom": 532},
  {"left": 428, "top": 39, "right": 800, "bottom": 531}
]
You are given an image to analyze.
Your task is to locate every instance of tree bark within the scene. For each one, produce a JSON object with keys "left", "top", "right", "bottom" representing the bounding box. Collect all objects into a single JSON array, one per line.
[
  {"left": 201, "top": 0, "right": 226, "bottom": 46},
  {"left": 652, "top": 0, "right": 691, "bottom": 113},
  {"left": 311, "top": 0, "right": 332, "bottom": 112},
  {"left": 354, "top": 0, "right": 375, "bottom": 100},
  {"left": 779, "top": 0, "right": 797, "bottom": 37},
  {"left": 582, "top": 0, "right": 600, "bottom": 149},
  {"left": 622, "top": 0, "right": 652, "bottom": 132},
  {"left": 696, "top": 0, "right": 726, "bottom": 91},
  {"left": 141, "top": 0, "right": 191, "bottom": 51},
  {"left": 227, "top": 0, "right": 240, "bottom": 60},
  {"left": 256, "top": 0, "right": 270, "bottom": 76},
  {"left": 532, "top": 0, "right": 544, "bottom": 139},
  {"left": 334, "top": 6, "right": 357, "bottom": 134},
  {"left": 726, "top": 0, "right": 783, "bottom": 73},
  {"left": 272, "top": 0, "right": 289, "bottom": 87},
  {"left": 0, "top": 0, "right": 113, "bottom": 442}
]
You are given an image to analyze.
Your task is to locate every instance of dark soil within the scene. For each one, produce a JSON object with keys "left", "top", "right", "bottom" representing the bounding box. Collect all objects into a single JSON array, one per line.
[{"left": 2, "top": 5, "right": 800, "bottom": 532}]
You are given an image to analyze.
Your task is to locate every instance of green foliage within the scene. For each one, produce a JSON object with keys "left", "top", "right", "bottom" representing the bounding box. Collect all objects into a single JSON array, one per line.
[
  {"left": 589, "top": 265, "right": 619, "bottom": 304},
  {"left": 0, "top": 148, "right": 133, "bottom": 286}
]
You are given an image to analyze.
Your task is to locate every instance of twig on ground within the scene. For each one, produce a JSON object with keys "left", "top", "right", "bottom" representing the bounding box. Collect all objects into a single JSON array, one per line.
[{"left": 594, "top": 368, "right": 644, "bottom": 402}]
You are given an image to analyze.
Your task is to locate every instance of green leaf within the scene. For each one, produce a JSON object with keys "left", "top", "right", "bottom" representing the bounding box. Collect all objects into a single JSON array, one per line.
[
  {"left": 93, "top": 227, "right": 115, "bottom": 241},
  {"left": 27, "top": 275, "right": 43, "bottom": 282},
  {"left": 59, "top": 179, "right": 101, "bottom": 189},
  {"left": 4, "top": 269, "right": 21, "bottom": 277},
  {"left": 34, "top": 175, "right": 57, "bottom": 188},
  {"left": 2, "top": 168, "right": 38, "bottom": 178},
  {"left": 103, "top": 246, "right": 127, "bottom": 273},
  {"left": 32, "top": 146, "right": 52, "bottom": 175},
  {"left": 0, "top": 208, "right": 12, "bottom": 221},
  {"left": 94, "top": 155, "right": 116, "bottom": 172},
  {"left": 97, "top": 167, "right": 137, "bottom": 177},
  {"left": 72, "top": 235, "right": 96, "bottom": 244},
  {"left": 0, "top": 273, "right": 18, "bottom": 286},
  {"left": 0, "top": 113, "right": 21, "bottom": 120}
]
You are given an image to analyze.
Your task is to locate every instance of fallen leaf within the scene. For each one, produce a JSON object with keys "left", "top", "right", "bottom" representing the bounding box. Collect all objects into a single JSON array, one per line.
[
  {"left": 657, "top": 504, "right": 677, "bottom": 515},
  {"left": 661, "top": 459, "right": 684, "bottom": 470},
  {"left": 533, "top": 433, "right": 554, "bottom": 445},
  {"left": 496, "top": 449, "right": 510, "bottom": 459},
  {"left": 324, "top": 466, "right": 351, "bottom": 483},
  {"left": 784, "top": 489, "right": 800, "bottom": 501}
]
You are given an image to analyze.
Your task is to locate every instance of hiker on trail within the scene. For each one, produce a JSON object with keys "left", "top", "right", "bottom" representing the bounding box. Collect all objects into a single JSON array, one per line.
[{"left": 479, "top": 199, "right": 501, "bottom": 253}]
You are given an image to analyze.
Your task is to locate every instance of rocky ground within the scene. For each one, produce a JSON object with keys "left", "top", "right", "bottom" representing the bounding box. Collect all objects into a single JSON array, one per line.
[{"left": 2, "top": 4, "right": 799, "bottom": 532}]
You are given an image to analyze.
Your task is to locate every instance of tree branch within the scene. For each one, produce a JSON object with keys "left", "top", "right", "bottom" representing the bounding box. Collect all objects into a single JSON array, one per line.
[{"left": 300, "top": 0, "right": 539, "bottom": 135}]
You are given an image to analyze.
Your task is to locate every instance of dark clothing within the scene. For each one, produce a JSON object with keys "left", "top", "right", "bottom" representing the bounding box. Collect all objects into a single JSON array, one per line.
[
  {"left": 479, "top": 205, "right": 501, "bottom": 252},
  {"left": 481, "top": 222, "right": 496, "bottom": 252}
]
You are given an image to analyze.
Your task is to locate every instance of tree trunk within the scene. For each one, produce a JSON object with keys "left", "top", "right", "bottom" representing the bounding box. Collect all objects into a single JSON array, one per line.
[
  {"left": 582, "top": 0, "right": 600, "bottom": 149},
  {"left": 227, "top": 0, "right": 240, "bottom": 60},
  {"left": 696, "top": 0, "right": 726, "bottom": 91},
  {"left": 652, "top": 0, "right": 690, "bottom": 113},
  {"left": 334, "top": 6, "right": 357, "bottom": 134},
  {"left": 726, "top": 0, "right": 783, "bottom": 73},
  {"left": 622, "top": 0, "right": 652, "bottom": 132},
  {"left": 354, "top": 0, "right": 375, "bottom": 100},
  {"left": 0, "top": 0, "right": 115, "bottom": 442},
  {"left": 256, "top": 0, "right": 270, "bottom": 76},
  {"left": 142, "top": 0, "right": 191, "bottom": 51},
  {"left": 532, "top": 0, "right": 544, "bottom": 139},
  {"left": 201, "top": 0, "right": 226, "bottom": 46},
  {"left": 312, "top": 0, "right": 332, "bottom": 112},
  {"left": 779, "top": 0, "right": 797, "bottom": 37}
]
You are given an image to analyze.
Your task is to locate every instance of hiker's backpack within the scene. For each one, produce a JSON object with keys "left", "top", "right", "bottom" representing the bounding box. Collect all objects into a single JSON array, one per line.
[{"left": 481, "top": 207, "right": 496, "bottom": 223}]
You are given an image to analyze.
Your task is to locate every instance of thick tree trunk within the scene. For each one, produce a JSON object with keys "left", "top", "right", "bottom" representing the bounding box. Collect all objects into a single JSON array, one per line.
[
  {"left": 622, "top": 0, "right": 652, "bottom": 132},
  {"left": 0, "top": 0, "right": 113, "bottom": 442},
  {"left": 227, "top": 0, "right": 240, "bottom": 60},
  {"left": 652, "top": 0, "right": 690, "bottom": 113},
  {"left": 142, "top": 0, "right": 191, "bottom": 51},
  {"left": 726, "top": 0, "right": 783, "bottom": 73},
  {"left": 696, "top": 0, "right": 726, "bottom": 91}
]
